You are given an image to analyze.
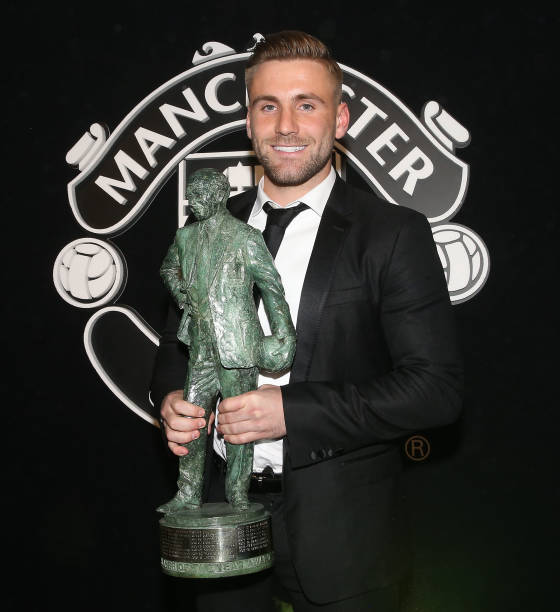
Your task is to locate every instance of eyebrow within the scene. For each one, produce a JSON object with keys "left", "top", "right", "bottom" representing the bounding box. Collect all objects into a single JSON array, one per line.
[{"left": 251, "top": 93, "right": 327, "bottom": 106}]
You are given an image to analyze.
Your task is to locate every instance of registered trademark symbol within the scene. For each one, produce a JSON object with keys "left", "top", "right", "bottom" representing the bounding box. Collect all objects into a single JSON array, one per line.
[{"left": 405, "top": 435, "right": 431, "bottom": 461}]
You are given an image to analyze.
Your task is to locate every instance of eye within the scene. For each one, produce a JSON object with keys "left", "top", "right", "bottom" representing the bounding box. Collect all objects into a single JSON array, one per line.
[
  {"left": 261, "top": 103, "right": 276, "bottom": 112},
  {"left": 300, "top": 103, "right": 314, "bottom": 111}
]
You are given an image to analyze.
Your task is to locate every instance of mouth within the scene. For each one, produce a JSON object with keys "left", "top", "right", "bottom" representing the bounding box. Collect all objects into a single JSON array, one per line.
[{"left": 272, "top": 145, "right": 307, "bottom": 153}]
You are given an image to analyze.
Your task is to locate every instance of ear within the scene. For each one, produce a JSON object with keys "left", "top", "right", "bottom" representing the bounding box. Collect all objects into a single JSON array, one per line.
[
  {"left": 335, "top": 102, "right": 350, "bottom": 139},
  {"left": 246, "top": 110, "right": 252, "bottom": 139}
]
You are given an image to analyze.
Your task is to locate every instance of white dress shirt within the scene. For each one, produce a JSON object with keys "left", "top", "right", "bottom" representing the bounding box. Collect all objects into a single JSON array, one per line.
[{"left": 214, "top": 166, "right": 337, "bottom": 473}]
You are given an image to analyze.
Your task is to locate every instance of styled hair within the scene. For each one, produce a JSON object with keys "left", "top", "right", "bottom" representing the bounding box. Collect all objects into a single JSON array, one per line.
[{"left": 245, "top": 31, "right": 343, "bottom": 102}]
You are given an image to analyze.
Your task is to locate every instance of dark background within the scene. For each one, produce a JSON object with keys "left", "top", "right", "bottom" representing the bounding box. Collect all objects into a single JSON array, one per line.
[{"left": 8, "top": 1, "right": 557, "bottom": 610}]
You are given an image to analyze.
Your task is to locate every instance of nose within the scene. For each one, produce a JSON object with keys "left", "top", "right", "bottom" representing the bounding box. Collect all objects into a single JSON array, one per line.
[{"left": 276, "top": 107, "right": 297, "bottom": 136}]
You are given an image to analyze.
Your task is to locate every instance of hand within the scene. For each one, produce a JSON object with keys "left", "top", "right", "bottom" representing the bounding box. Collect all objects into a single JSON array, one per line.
[
  {"left": 217, "top": 384, "right": 285, "bottom": 444},
  {"left": 160, "top": 390, "right": 215, "bottom": 456}
]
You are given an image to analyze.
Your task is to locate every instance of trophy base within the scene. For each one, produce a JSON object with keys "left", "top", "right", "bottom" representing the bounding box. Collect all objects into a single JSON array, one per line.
[{"left": 159, "top": 502, "right": 274, "bottom": 578}]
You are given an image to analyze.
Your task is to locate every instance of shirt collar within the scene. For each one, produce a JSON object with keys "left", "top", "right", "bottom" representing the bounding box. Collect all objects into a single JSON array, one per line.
[{"left": 251, "top": 166, "right": 336, "bottom": 218}]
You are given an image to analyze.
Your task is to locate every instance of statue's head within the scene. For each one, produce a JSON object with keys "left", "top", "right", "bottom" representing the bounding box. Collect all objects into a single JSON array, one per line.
[{"left": 186, "top": 168, "right": 230, "bottom": 221}]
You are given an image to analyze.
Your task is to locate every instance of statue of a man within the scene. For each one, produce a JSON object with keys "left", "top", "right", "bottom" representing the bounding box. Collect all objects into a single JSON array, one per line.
[{"left": 157, "top": 168, "right": 296, "bottom": 513}]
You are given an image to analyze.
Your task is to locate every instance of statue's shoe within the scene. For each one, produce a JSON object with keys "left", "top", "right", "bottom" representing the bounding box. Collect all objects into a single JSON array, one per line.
[
  {"left": 156, "top": 493, "right": 201, "bottom": 515},
  {"left": 229, "top": 496, "right": 250, "bottom": 512}
]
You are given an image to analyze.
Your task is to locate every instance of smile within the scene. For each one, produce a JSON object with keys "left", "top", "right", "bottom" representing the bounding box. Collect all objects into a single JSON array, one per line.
[{"left": 272, "top": 146, "right": 306, "bottom": 152}]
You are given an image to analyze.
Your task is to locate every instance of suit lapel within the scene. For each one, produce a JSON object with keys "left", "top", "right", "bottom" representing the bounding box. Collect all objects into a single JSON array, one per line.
[
  {"left": 205, "top": 189, "right": 255, "bottom": 285},
  {"left": 208, "top": 215, "right": 230, "bottom": 286},
  {"left": 291, "top": 177, "right": 352, "bottom": 383},
  {"left": 182, "top": 225, "right": 199, "bottom": 288},
  {"left": 183, "top": 188, "right": 255, "bottom": 288}
]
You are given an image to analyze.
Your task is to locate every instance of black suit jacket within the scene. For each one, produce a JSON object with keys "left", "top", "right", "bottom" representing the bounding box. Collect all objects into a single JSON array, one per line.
[{"left": 151, "top": 176, "right": 463, "bottom": 604}]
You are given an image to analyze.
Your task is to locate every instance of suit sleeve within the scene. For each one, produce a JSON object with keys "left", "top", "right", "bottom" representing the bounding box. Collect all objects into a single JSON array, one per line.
[{"left": 282, "top": 212, "right": 463, "bottom": 468}]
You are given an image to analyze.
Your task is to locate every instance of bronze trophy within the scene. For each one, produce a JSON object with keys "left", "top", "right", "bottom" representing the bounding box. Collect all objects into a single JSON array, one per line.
[{"left": 157, "top": 168, "right": 296, "bottom": 578}]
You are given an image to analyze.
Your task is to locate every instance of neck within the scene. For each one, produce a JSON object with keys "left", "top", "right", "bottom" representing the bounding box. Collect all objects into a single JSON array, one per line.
[{"left": 263, "top": 162, "right": 331, "bottom": 207}]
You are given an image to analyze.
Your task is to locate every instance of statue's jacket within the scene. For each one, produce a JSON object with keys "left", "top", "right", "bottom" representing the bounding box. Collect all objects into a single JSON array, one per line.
[{"left": 160, "top": 212, "right": 295, "bottom": 370}]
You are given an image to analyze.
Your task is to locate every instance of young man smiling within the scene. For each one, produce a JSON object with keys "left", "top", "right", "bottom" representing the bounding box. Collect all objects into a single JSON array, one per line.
[
  {"left": 245, "top": 57, "right": 349, "bottom": 203},
  {"left": 152, "top": 30, "right": 463, "bottom": 611}
]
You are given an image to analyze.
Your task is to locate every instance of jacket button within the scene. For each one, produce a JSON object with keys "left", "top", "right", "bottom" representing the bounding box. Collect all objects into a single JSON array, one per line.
[
  {"left": 310, "top": 451, "right": 318, "bottom": 461},
  {"left": 327, "top": 449, "right": 334, "bottom": 457}
]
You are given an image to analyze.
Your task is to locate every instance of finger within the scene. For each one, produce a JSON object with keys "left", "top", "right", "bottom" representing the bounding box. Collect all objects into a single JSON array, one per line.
[
  {"left": 161, "top": 390, "right": 204, "bottom": 419},
  {"left": 168, "top": 440, "right": 189, "bottom": 456},
  {"left": 164, "top": 413, "right": 207, "bottom": 433},
  {"left": 218, "top": 416, "right": 262, "bottom": 435},
  {"left": 217, "top": 408, "right": 255, "bottom": 426},
  {"left": 219, "top": 393, "right": 250, "bottom": 413},
  {"left": 223, "top": 432, "right": 260, "bottom": 445},
  {"left": 165, "top": 400, "right": 205, "bottom": 420},
  {"left": 163, "top": 416, "right": 206, "bottom": 443},
  {"left": 207, "top": 412, "right": 216, "bottom": 435}
]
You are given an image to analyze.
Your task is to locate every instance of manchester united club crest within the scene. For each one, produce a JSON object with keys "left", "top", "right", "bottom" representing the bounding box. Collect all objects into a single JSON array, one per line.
[{"left": 54, "top": 34, "right": 489, "bottom": 424}]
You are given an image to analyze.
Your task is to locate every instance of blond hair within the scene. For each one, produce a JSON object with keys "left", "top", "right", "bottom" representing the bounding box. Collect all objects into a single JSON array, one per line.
[{"left": 245, "top": 31, "right": 342, "bottom": 103}]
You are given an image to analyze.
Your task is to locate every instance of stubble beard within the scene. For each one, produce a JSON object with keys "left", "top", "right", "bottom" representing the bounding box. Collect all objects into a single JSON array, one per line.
[{"left": 252, "top": 136, "right": 335, "bottom": 187}]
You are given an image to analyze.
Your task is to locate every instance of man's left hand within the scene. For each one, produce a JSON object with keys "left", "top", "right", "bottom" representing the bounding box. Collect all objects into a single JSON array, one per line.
[{"left": 217, "top": 384, "right": 285, "bottom": 444}]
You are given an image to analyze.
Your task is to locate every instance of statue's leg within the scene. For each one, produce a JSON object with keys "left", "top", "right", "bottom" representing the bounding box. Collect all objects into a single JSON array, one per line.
[
  {"left": 218, "top": 366, "right": 259, "bottom": 510},
  {"left": 157, "top": 358, "right": 218, "bottom": 514}
]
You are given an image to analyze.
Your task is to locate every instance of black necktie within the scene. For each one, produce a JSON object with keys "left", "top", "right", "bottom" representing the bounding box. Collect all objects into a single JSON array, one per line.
[{"left": 262, "top": 201, "right": 309, "bottom": 259}]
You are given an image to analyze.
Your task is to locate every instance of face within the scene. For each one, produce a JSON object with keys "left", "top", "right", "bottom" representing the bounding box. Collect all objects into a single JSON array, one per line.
[
  {"left": 246, "top": 59, "right": 349, "bottom": 190},
  {"left": 186, "top": 171, "right": 227, "bottom": 220}
]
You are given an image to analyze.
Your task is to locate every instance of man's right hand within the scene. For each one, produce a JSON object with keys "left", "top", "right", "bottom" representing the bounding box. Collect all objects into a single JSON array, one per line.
[{"left": 160, "top": 390, "right": 215, "bottom": 456}]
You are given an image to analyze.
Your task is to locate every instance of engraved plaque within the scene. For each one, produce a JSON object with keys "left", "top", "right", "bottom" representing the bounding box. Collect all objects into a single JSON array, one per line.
[
  {"left": 236, "top": 520, "right": 271, "bottom": 557},
  {"left": 159, "top": 502, "right": 274, "bottom": 578}
]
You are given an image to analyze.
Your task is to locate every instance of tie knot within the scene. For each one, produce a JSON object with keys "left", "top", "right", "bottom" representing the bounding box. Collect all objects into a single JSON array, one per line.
[{"left": 263, "top": 202, "right": 308, "bottom": 229}]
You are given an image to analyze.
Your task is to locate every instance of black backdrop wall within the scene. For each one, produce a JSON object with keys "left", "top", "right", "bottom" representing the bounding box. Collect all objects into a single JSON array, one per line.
[{"left": 8, "top": 2, "right": 557, "bottom": 611}]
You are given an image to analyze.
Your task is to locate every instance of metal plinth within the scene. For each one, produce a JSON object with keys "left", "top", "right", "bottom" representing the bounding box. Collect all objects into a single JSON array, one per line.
[{"left": 159, "top": 502, "right": 274, "bottom": 578}]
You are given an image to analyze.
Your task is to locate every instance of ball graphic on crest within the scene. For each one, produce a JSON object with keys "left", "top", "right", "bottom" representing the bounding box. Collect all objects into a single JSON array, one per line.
[
  {"left": 432, "top": 223, "right": 490, "bottom": 305},
  {"left": 53, "top": 238, "right": 127, "bottom": 308}
]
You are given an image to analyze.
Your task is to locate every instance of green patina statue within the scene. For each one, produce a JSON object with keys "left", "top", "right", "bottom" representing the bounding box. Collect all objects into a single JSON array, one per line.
[{"left": 157, "top": 168, "right": 296, "bottom": 514}]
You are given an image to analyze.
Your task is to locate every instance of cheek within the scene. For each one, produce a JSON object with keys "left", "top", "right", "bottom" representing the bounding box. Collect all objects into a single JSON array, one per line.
[
  {"left": 249, "top": 115, "right": 274, "bottom": 137},
  {"left": 302, "top": 116, "right": 334, "bottom": 138}
]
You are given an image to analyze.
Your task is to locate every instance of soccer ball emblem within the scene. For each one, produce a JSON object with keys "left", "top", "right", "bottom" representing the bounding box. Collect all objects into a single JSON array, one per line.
[
  {"left": 432, "top": 223, "right": 490, "bottom": 305},
  {"left": 53, "top": 238, "right": 126, "bottom": 308}
]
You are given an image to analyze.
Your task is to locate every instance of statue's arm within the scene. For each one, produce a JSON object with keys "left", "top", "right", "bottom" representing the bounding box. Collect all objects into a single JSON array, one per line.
[
  {"left": 160, "top": 232, "right": 188, "bottom": 310},
  {"left": 246, "top": 230, "right": 294, "bottom": 338},
  {"left": 245, "top": 231, "right": 296, "bottom": 372}
]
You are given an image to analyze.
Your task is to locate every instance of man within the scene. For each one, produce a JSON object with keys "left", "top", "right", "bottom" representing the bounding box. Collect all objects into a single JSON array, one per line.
[
  {"left": 151, "top": 31, "right": 463, "bottom": 611},
  {"left": 157, "top": 168, "right": 296, "bottom": 513}
]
